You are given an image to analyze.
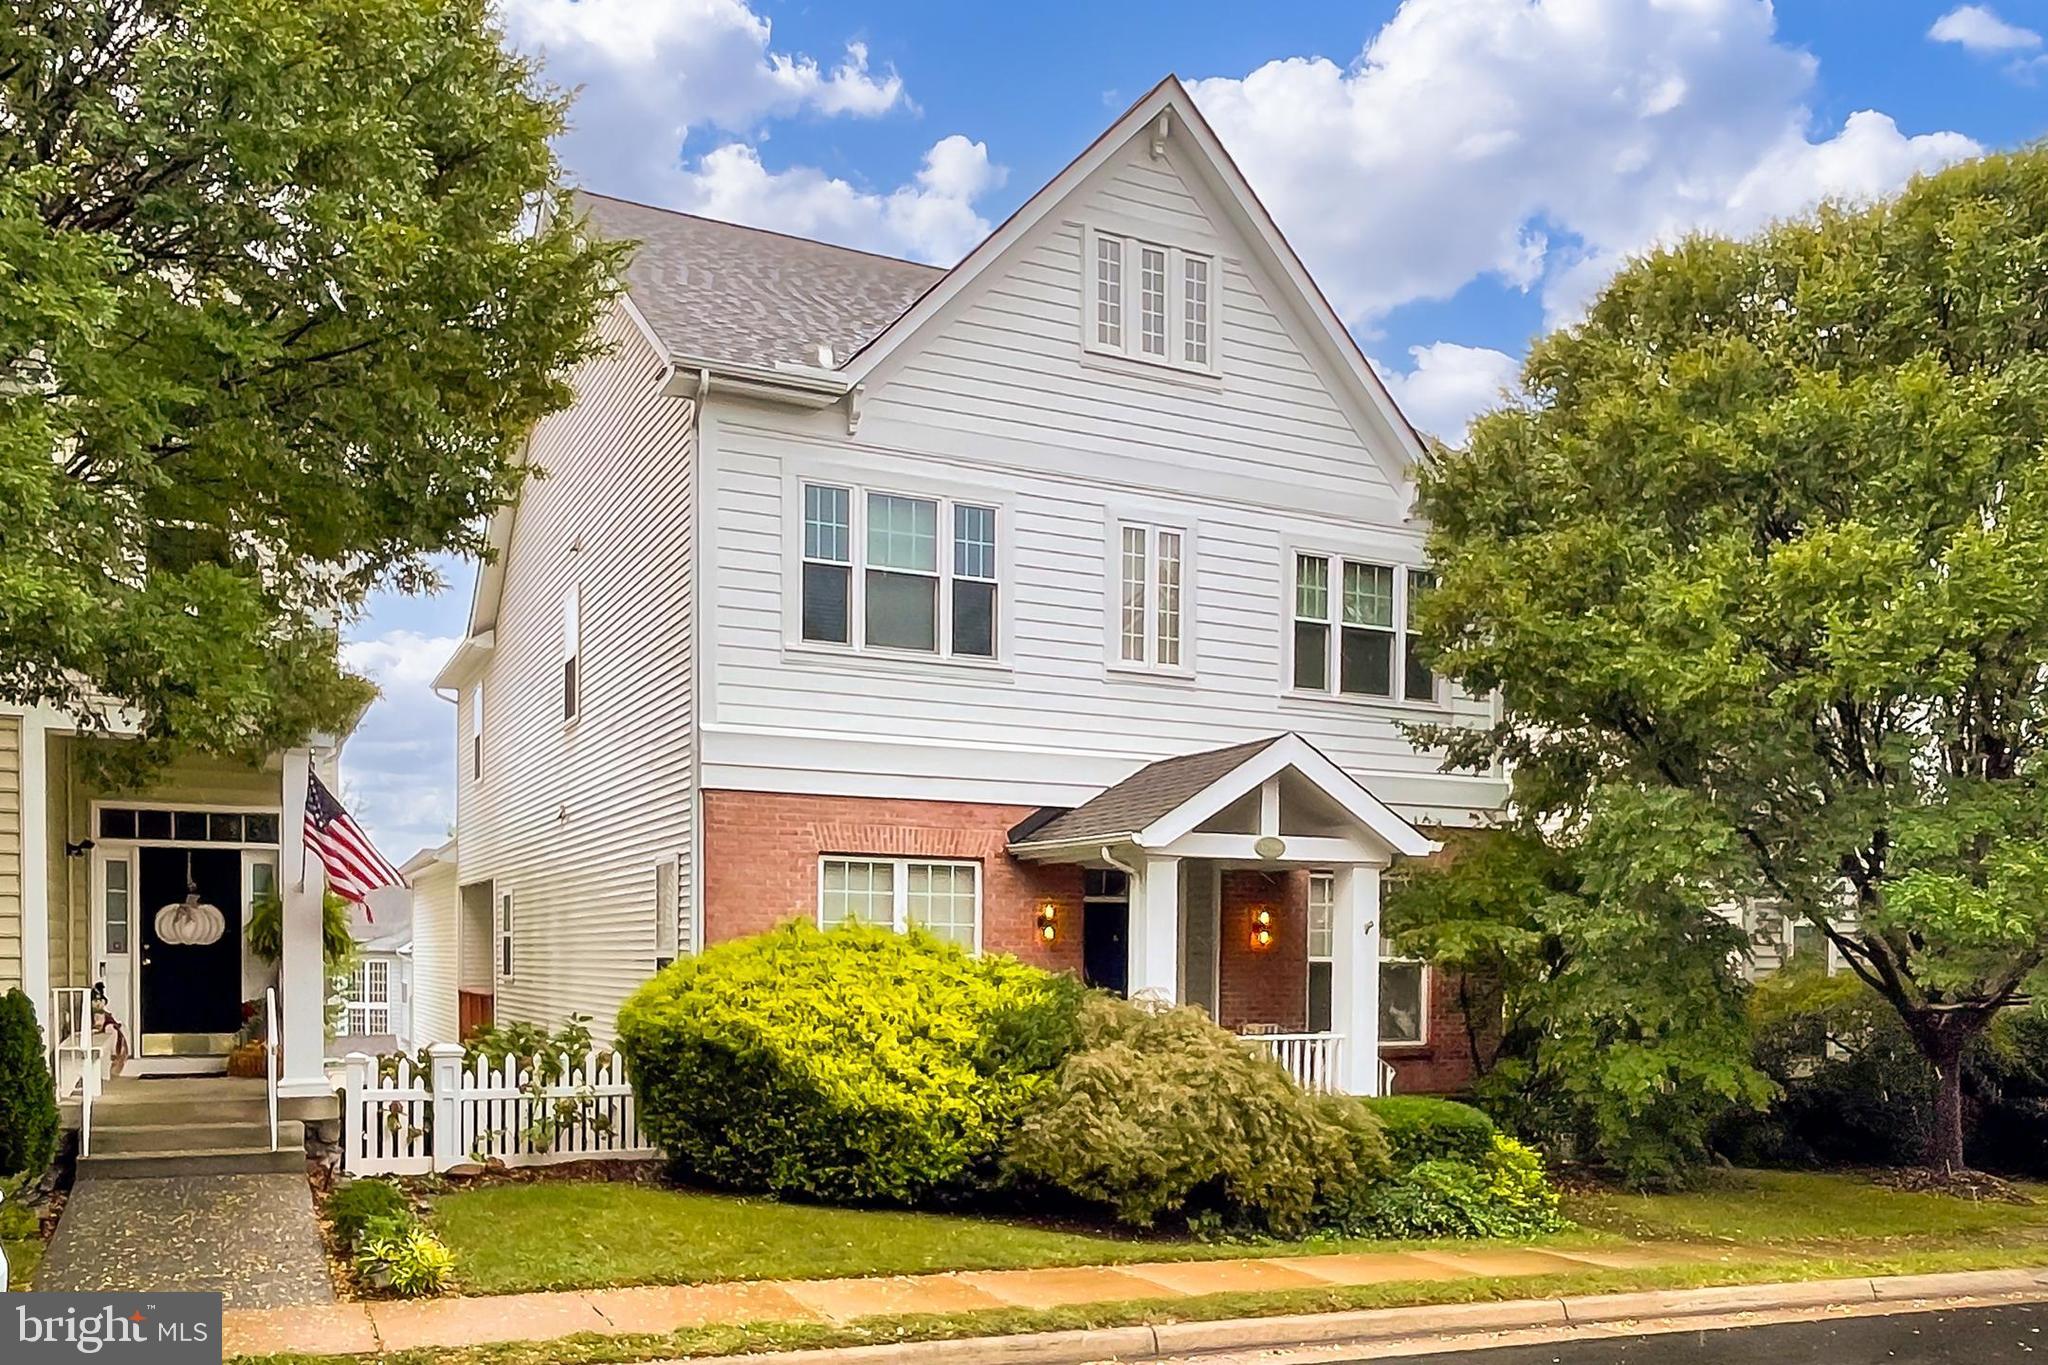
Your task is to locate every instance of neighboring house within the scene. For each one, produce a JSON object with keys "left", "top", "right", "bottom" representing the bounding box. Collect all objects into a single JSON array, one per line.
[
  {"left": 424, "top": 77, "right": 1507, "bottom": 1095},
  {"left": 332, "top": 883, "right": 415, "bottom": 1055},
  {"left": 2, "top": 708, "right": 349, "bottom": 1113}
]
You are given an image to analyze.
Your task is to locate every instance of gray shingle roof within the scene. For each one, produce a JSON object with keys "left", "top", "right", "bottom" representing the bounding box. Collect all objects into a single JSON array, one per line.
[
  {"left": 574, "top": 191, "right": 945, "bottom": 371},
  {"left": 1008, "top": 736, "right": 1288, "bottom": 847}
]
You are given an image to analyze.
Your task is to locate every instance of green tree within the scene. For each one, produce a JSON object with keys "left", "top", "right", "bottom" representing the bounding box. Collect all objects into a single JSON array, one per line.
[
  {"left": 1387, "top": 815, "right": 1769, "bottom": 1187},
  {"left": 1, "top": 0, "right": 619, "bottom": 774},
  {"left": 1415, "top": 146, "right": 2048, "bottom": 1174}
]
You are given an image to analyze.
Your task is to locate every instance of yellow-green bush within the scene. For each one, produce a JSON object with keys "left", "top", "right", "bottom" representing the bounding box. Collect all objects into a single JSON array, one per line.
[
  {"left": 1358, "top": 1096, "right": 1497, "bottom": 1167},
  {"left": 617, "top": 922, "right": 1084, "bottom": 1204},
  {"left": 1001, "top": 997, "right": 1391, "bottom": 1237},
  {"left": 1354, "top": 1134, "right": 1569, "bottom": 1239}
]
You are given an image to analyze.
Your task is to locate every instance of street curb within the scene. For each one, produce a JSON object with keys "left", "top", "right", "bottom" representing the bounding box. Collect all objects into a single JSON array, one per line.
[{"left": 661, "top": 1265, "right": 2048, "bottom": 1365}]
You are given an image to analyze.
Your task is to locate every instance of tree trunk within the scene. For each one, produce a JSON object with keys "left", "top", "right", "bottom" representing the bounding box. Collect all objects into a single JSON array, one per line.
[{"left": 1926, "top": 1033, "right": 1968, "bottom": 1174}]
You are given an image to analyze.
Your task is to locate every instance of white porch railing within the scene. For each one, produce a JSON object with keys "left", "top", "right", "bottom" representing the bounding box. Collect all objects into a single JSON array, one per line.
[
  {"left": 1240, "top": 1031, "right": 1345, "bottom": 1093},
  {"left": 342, "top": 1043, "right": 656, "bottom": 1176},
  {"left": 264, "top": 987, "right": 280, "bottom": 1152},
  {"left": 49, "top": 988, "right": 100, "bottom": 1156}
]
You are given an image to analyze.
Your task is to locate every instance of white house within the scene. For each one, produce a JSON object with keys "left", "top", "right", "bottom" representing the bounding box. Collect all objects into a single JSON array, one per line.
[{"left": 425, "top": 77, "right": 1507, "bottom": 1095}]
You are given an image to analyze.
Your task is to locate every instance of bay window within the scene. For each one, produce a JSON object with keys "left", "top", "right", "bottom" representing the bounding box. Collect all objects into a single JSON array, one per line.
[
  {"left": 819, "top": 856, "right": 981, "bottom": 951},
  {"left": 799, "top": 482, "right": 999, "bottom": 659},
  {"left": 1088, "top": 229, "right": 1216, "bottom": 372},
  {"left": 1292, "top": 553, "right": 1438, "bottom": 703},
  {"left": 1116, "top": 522, "right": 1186, "bottom": 670}
]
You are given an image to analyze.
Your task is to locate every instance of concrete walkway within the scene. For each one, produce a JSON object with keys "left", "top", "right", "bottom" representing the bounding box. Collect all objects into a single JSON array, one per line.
[
  {"left": 218, "top": 1241, "right": 1755, "bottom": 1357},
  {"left": 39, "top": 1174, "right": 335, "bottom": 1310}
]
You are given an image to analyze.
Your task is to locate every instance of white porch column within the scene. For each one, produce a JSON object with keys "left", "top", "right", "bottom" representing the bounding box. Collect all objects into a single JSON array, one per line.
[
  {"left": 1127, "top": 854, "right": 1181, "bottom": 1004},
  {"left": 18, "top": 712, "right": 49, "bottom": 1039},
  {"left": 1329, "top": 864, "right": 1384, "bottom": 1096},
  {"left": 278, "top": 747, "right": 329, "bottom": 1098}
]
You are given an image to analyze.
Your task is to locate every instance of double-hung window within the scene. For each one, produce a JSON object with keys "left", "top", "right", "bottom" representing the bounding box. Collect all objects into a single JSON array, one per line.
[
  {"left": 818, "top": 856, "right": 981, "bottom": 951},
  {"left": 800, "top": 482, "right": 999, "bottom": 659},
  {"left": 1088, "top": 230, "right": 1215, "bottom": 371},
  {"left": 347, "top": 959, "right": 391, "bottom": 1036},
  {"left": 1292, "top": 554, "right": 1438, "bottom": 702},
  {"left": 1116, "top": 522, "right": 1186, "bottom": 670},
  {"left": 497, "top": 890, "right": 515, "bottom": 981},
  {"left": 1306, "top": 872, "right": 1429, "bottom": 1044}
]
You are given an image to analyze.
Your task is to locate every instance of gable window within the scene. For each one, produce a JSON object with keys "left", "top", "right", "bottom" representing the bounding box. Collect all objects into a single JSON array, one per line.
[
  {"left": 1307, "top": 872, "right": 1429, "bottom": 1044},
  {"left": 1292, "top": 553, "right": 1437, "bottom": 703},
  {"left": 1116, "top": 522, "right": 1186, "bottom": 670},
  {"left": 819, "top": 856, "right": 980, "bottom": 951},
  {"left": 561, "top": 586, "right": 581, "bottom": 723},
  {"left": 469, "top": 684, "right": 483, "bottom": 780},
  {"left": 1088, "top": 230, "right": 1216, "bottom": 373},
  {"left": 798, "top": 481, "right": 999, "bottom": 659}
]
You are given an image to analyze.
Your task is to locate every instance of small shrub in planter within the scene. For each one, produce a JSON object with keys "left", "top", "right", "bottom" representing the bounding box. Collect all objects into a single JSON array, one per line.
[
  {"left": 1002, "top": 996, "right": 1391, "bottom": 1237},
  {"left": 1354, "top": 1134, "right": 1569, "bottom": 1239},
  {"left": 327, "top": 1178, "right": 412, "bottom": 1246},
  {"left": 618, "top": 921, "right": 1085, "bottom": 1204},
  {"left": 1359, "top": 1096, "right": 1497, "bottom": 1168},
  {"left": 0, "top": 989, "right": 58, "bottom": 1182}
]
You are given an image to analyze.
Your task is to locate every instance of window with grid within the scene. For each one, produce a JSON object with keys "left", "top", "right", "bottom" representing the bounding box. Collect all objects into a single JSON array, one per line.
[
  {"left": 1306, "top": 871, "right": 1430, "bottom": 1043},
  {"left": 1293, "top": 553, "right": 1436, "bottom": 702},
  {"left": 1116, "top": 522, "right": 1187, "bottom": 669},
  {"left": 347, "top": 959, "right": 391, "bottom": 1035},
  {"left": 1086, "top": 230, "right": 1216, "bottom": 372},
  {"left": 819, "top": 857, "right": 980, "bottom": 951},
  {"left": 799, "top": 482, "right": 998, "bottom": 659}
]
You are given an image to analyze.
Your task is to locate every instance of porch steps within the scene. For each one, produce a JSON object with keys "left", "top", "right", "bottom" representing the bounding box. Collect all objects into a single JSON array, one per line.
[{"left": 76, "top": 1075, "right": 312, "bottom": 1180}]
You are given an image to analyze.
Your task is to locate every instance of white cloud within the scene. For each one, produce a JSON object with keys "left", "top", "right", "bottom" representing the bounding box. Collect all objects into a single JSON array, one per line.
[
  {"left": 1928, "top": 6, "right": 2042, "bottom": 54},
  {"left": 340, "top": 630, "right": 460, "bottom": 866},
  {"left": 1378, "top": 342, "right": 1521, "bottom": 446},
  {"left": 1187, "top": 0, "right": 1980, "bottom": 329},
  {"left": 676, "top": 134, "right": 1004, "bottom": 264}
]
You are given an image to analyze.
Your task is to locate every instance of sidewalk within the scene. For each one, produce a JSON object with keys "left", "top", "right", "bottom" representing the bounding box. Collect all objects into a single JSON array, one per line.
[{"left": 221, "top": 1241, "right": 1757, "bottom": 1357}]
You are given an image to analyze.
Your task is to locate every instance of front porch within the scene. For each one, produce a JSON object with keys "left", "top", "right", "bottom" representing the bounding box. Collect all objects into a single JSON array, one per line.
[{"left": 1009, "top": 734, "right": 1438, "bottom": 1097}]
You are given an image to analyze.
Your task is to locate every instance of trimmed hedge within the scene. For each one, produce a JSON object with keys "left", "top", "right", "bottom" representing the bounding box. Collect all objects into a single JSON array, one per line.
[
  {"left": 1002, "top": 997, "right": 1391, "bottom": 1237},
  {"left": 0, "top": 989, "right": 58, "bottom": 1181},
  {"left": 618, "top": 921, "right": 1084, "bottom": 1205},
  {"left": 1359, "top": 1096, "right": 1497, "bottom": 1168}
]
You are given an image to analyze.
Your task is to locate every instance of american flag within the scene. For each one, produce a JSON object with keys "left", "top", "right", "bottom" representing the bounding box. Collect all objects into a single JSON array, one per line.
[{"left": 305, "top": 771, "right": 406, "bottom": 910}]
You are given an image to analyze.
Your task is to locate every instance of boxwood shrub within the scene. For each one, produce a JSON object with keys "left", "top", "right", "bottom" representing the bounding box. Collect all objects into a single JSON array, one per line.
[
  {"left": 1359, "top": 1095, "right": 1497, "bottom": 1168},
  {"left": 617, "top": 921, "right": 1084, "bottom": 1205},
  {"left": 1002, "top": 996, "right": 1391, "bottom": 1237},
  {"left": 0, "top": 989, "right": 58, "bottom": 1182}
]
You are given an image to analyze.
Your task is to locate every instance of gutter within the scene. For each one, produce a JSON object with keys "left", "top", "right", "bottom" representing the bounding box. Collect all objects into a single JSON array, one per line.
[{"left": 656, "top": 353, "right": 851, "bottom": 407}]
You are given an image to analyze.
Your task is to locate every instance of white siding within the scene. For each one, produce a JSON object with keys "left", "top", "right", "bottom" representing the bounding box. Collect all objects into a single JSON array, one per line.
[
  {"left": 409, "top": 863, "right": 459, "bottom": 1045},
  {"left": 456, "top": 301, "right": 696, "bottom": 1034},
  {"left": 699, "top": 132, "right": 1499, "bottom": 822}
]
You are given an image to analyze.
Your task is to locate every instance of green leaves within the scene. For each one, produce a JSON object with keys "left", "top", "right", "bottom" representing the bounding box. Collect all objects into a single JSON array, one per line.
[{"left": 1, "top": 0, "right": 620, "bottom": 768}]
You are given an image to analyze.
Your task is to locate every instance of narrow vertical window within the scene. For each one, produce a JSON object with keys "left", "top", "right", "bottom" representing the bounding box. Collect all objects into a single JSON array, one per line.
[
  {"left": 801, "top": 483, "right": 853, "bottom": 644},
  {"left": 498, "top": 891, "right": 515, "bottom": 979},
  {"left": 1293, "top": 554, "right": 1331, "bottom": 691},
  {"left": 1340, "top": 562, "right": 1395, "bottom": 697},
  {"left": 1403, "top": 569, "right": 1438, "bottom": 702},
  {"left": 653, "top": 858, "right": 678, "bottom": 969},
  {"left": 1182, "top": 256, "right": 1210, "bottom": 366},
  {"left": 104, "top": 857, "right": 130, "bottom": 956},
  {"left": 865, "top": 493, "right": 939, "bottom": 652},
  {"left": 1155, "top": 529, "right": 1183, "bottom": 666},
  {"left": 1307, "top": 872, "right": 1334, "bottom": 1033},
  {"left": 561, "top": 586, "right": 581, "bottom": 722},
  {"left": 1138, "top": 245, "right": 1168, "bottom": 356},
  {"left": 470, "top": 683, "right": 483, "bottom": 779},
  {"left": 1119, "top": 526, "right": 1148, "bottom": 663},
  {"left": 952, "top": 504, "right": 998, "bottom": 658},
  {"left": 1094, "top": 234, "right": 1124, "bottom": 348}
]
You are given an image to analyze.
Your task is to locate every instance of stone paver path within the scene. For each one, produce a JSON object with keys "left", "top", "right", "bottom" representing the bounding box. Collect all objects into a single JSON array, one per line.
[
  {"left": 39, "top": 1175, "right": 335, "bottom": 1310},
  {"left": 220, "top": 1242, "right": 1755, "bottom": 1358}
]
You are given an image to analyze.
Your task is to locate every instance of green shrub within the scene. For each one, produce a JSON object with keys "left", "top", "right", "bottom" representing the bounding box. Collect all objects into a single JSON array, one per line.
[
  {"left": 327, "top": 1178, "right": 412, "bottom": 1247},
  {"left": 354, "top": 1223, "right": 456, "bottom": 1297},
  {"left": 1356, "top": 1135, "right": 1568, "bottom": 1239},
  {"left": 1360, "top": 1096, "right": 1496, "bottom": 1167},
  {"left": 1002, "top": 997, "right": 1391, "bottom": 1237},
  {"left": 617, "top": 921, "right": 1085, "bottom": 1205},
  {"left": 0, "top": 990, "right": 58, "bottom": 1181}
]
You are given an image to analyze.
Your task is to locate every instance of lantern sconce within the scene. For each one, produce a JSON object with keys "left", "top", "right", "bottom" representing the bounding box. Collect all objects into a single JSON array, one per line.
[
  {"left": 1036, "top": 902, "right": 1059, "bottom": 944},
  {"left": 1249, "top": 907, "right": 1276, "bottom": 951}
]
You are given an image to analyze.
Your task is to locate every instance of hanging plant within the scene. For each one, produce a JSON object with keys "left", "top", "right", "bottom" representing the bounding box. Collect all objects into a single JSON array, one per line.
[{"left": 246, "top": 888, "right": 356, "bottom": 964}]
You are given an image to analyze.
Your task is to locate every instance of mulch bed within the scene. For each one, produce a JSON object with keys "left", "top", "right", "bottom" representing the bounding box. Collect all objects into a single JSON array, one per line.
[{"left": 1870, "top": 1166, "right": 2035, "bottom": 1204}]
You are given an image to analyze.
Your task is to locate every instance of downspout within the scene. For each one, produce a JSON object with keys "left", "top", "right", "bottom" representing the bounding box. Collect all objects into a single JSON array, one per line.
[{"left": 1100, "top": 845, "right": 1141, "bottom": 881}]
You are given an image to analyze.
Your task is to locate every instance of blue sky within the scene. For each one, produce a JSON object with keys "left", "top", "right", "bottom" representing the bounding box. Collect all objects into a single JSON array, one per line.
[{"left": 341, "top": 0, "right": 2048, "bottom": 859}]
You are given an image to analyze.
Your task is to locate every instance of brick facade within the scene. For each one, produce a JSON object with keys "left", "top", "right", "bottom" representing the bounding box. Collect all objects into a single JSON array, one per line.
[{"left": 700, "top": 788, "right": 1478, "bottom": 1094}]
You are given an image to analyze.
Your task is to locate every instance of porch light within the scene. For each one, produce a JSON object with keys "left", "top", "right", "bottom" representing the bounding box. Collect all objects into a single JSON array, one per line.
[
  {"left": 1036, "top": 902, "right": 1059, "bottom": 943},
  {"left": 1249, "top": 907, "right": 1275, "bottom": 951}
]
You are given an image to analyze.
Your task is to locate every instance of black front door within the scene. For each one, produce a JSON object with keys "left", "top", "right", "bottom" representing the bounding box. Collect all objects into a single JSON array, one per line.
[
  {"left": 1082, "top": 902, "right": 1129, "bottom": 997},
  {"left": 140, "top": 846, "right": 243, "bottom": 1036}
]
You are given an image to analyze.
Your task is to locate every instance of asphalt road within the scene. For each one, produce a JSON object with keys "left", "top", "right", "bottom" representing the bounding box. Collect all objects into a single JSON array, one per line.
[{"left": 1350, "top": 1301, "right": 2048, "bottom": 1363}]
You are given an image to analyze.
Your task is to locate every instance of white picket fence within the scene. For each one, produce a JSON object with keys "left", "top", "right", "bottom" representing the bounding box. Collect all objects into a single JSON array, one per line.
[{"left": 341, "top": 1043, "right": 656, "bottom": 1176}]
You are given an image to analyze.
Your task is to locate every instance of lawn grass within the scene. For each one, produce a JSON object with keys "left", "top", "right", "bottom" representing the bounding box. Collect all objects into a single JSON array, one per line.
[
  {"left": 422, "top": 1167, "right": 2048, "bottom": 1296},
  {"left": 3, "top": 1236, "right": 41, "bottom": 1289}
]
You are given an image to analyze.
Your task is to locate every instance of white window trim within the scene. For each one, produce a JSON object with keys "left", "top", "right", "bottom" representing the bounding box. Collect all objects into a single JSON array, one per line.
[
  {"left": 1082, "top": 226, "right": 1220, "bottom": 377},
  {"left": 816, "top": 855, "right": 983, "bottom": 954},
  {"left": 1107, "top": 519, "right": 1195, "bottom": 676},
  {"left": 784, "top": 470, "right": 1014, "bottom": 668},
  {"left": 497, "top": 890, "right": 515, "bottom": 983},
  {"left": 561, "top": 586, "right": 582, "bottom": 726},
  {"left": 347, "top": 958, "right": 392, "bottom": 1036},
  {"left": 1284, "top": 548, "right": 1444, "bottom": 709},
  {"left": 1308, "top": 871, "right": 1431, "bottom": 1047}
]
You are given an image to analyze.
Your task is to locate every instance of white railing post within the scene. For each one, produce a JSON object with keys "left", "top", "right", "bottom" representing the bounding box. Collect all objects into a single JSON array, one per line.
[
  {"left": 264, "top": 987, "right": 280, "bottom": 1151},
  {"left": 342, "top": 1052, "right": 371, "bottom": 1173},
  {"left": 429, "top": 1042, "right": 466, "bottom": 1173}
]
